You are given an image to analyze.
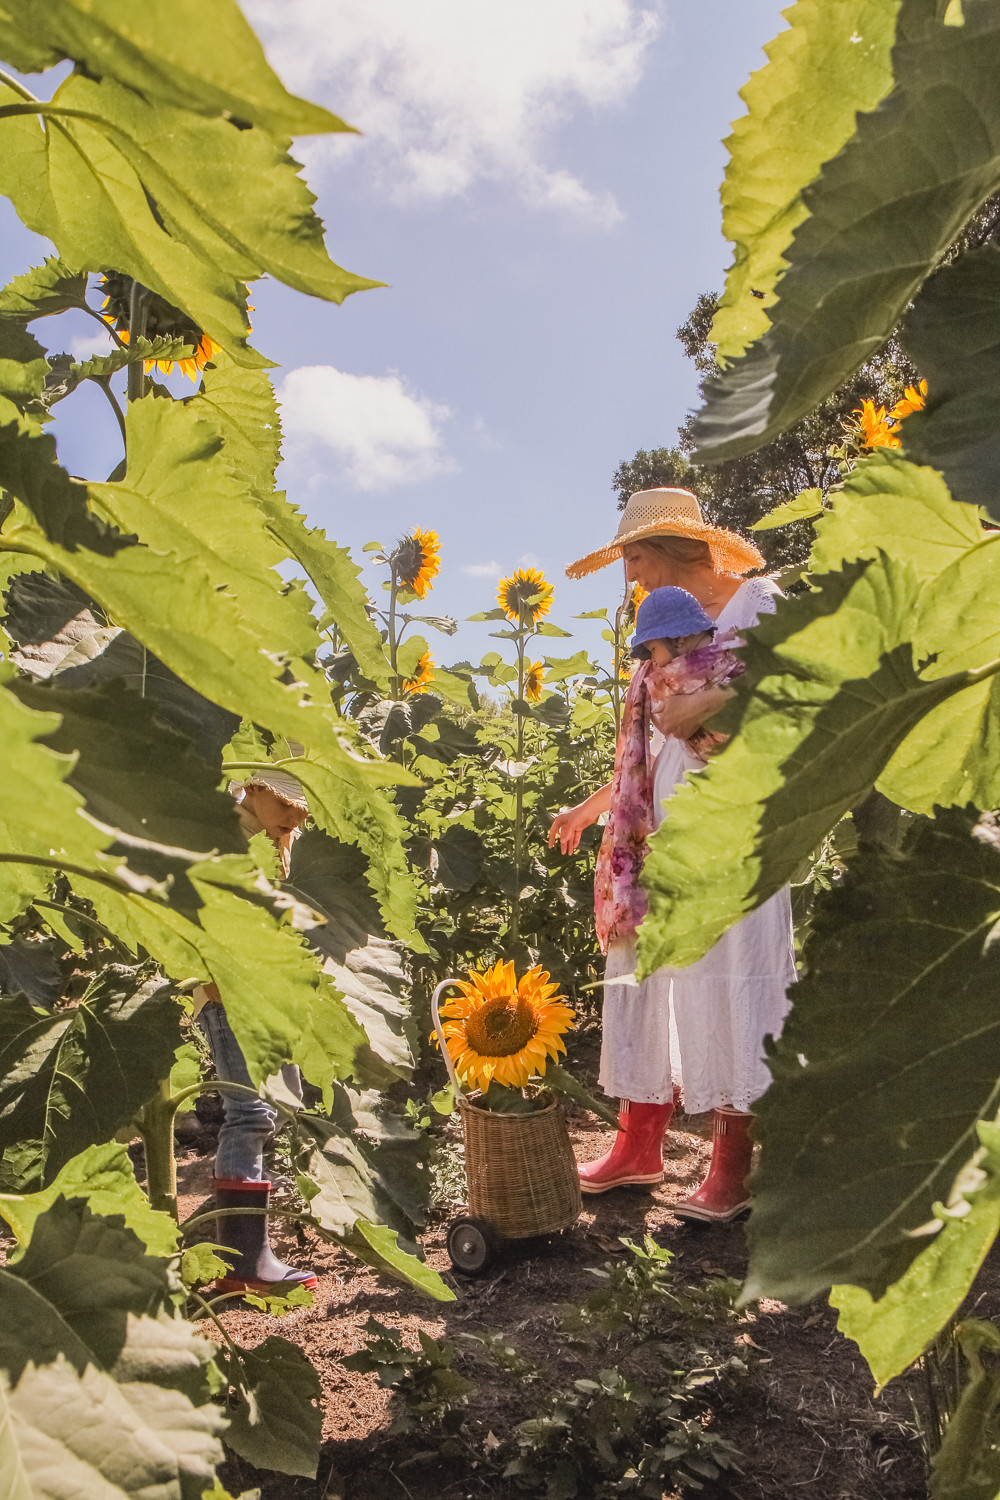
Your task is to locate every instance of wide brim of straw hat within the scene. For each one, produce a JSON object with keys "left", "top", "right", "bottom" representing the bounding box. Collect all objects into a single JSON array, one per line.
[
  {"left": 566, "top": 488, "right": 764, "bottom": 579},
  {"left": 231, "top": 767, "right": 309, "bottom": 809}
]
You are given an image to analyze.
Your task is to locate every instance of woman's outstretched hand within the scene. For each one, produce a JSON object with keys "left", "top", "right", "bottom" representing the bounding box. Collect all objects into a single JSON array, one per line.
[{"left": 548, "top": 781, "right": 614, "bottom": 855}]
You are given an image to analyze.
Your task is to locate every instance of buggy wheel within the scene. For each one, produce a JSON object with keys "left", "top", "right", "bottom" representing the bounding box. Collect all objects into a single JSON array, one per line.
[{"left": 447, "top": 1216, "right": 499, "bottom": 1274}]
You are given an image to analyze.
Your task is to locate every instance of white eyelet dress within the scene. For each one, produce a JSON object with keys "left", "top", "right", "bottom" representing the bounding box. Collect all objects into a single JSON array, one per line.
[{"left": 598, "top": 577, "right": 797, "bottom": 1113}]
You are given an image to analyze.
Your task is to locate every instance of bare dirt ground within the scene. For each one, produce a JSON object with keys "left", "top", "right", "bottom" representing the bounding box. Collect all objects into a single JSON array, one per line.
[{"left": 174, "top": 1101, "right": 947, "bottom": 1500}]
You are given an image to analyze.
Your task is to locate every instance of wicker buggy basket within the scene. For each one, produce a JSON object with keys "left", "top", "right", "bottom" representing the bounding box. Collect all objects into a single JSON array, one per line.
[{"left": 432, "top": 979, "right": 582, "bottom": 1272}]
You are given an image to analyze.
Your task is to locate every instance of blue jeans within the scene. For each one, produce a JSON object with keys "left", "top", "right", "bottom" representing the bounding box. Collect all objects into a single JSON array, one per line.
[{"left": 198, "top": 1002, "right": 302, "bottom": 1182}]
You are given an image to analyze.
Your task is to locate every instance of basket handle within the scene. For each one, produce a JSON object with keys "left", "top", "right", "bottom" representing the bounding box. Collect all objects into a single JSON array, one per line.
[{"left": 431, "top": 978, "right": 466, "bottom": 1098}]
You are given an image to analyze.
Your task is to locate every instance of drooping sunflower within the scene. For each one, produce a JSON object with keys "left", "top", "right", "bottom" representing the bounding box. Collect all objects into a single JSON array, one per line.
[
  {"left": 438, "top": 960, "right": 574, "bottom": 1092},
  {"left": 99, "top": 272, "right": 225, "bottom": 382},
  {"left": 403, "top": 650, "right": 435, "bottom": 694},
  {"left": 392, "top": 528, "right": 441, "bottom": 599},
  {"left": 112, "top": 325, "right": 221, "bottom": 381},
  {"left": 890, "top": 379, "right": 927, "bottom": 422},
  {"left": 853, "top": 398, "right": 900, "bottom": 450},
  {"left": 524, "top": 660, "right": 545, "bottom": 702},
  {"left": 497, "top": 567, "right": 554, "bottom": 624}
]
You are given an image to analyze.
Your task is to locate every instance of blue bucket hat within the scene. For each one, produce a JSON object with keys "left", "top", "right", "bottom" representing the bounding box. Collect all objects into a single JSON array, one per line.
[{"left": 631, "top": 587, "right": 716, "bottom": 658}]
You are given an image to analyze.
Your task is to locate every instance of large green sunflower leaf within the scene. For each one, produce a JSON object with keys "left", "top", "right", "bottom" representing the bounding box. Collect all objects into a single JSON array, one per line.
[
  {"left": 286, "top": 835, "right": 413, "bottom": 1081},
  {"left": 4, "top": 410, "right": 413, "bottom": 924},
  {"left": 0, "top": 0, "right": 353, "bottom": 139},
  {"left": 804, "top": 451, "right": 1000, "bottom": 814},
  {"left": 638, "top": 554, "right": 970, "bottom": 974},
  {"left": 12, "top": 677, "right": 244, "bottom": 853},
  {"left": 74, "top": 855, "right": 378, "bottom": 1089},
  {"left": 712, "top": 0, "right": 900, "bottom": 361},
  {"left": 0, "top": 73, "right": 379, "bottom": 364},
  {"left": 0, "top": 1195, "right": 172, "bottom": 1382},
  {"left": 4, "top": 571, "right": 239, "bottom": 764},
  {"left": 0, "top": 323, "right": 48, "bottom": 405},
  {"left": 0, "top": 965, "right": 182, "bottom": 1192},
  {"left": 295, "top": 1096, "right": 453, "bottom": 1302},
  {"left": 0, "top": 937, "right": 62, "bottom": 1008},
  {"left": 832, "top": 1121, "right": 1000, "bottom": 1390},
  {"left": 287, "top": 828, "right": 385, "bottom": 964},
  {"left": 0, "top": 1143, "right": 178, "bottom": 1258},
  {"left": 693, "top": 0, "right": 1000, "bottom": 462},
  {"left": 882, "top": 530, "right": 1000, "bottom": 813},
  {"left": 187, "top": 351, "right": 280, "bottom": 500},
  {"left": 221, "top": 1335, "right": 321, "bottom": 1479},
  {"left": 746, "top": 811, "right": 1000, "bottom": 1306},
  {"left": 0, "top": 258, "right": 89, "bottom": 323},
  {"left": 261, "top": 494, "right": 390, "bottom": 687},
  {"left": 2, "top": 500, "right": 405, "bottom": 808},
  {"left": 272, "top": 756, "right": 420, "bottom": 950},
  {"left": 0, "top": 1353, "right": 225, "bottom": 1500},
  {"left": 0, "top": 666, "right": 114, "bottom": 923},
  {"left": 900, "top": 245, "right": 1000, "bottom": 517},
  {"left": 346, "top": 1221, "right": 456, "bottom": 1303},
  {"left": 90, "top": 394, "right": 320, "bottom": 665},
  {"left": 184, "top": 356, "right": 389, "bottom": 686},
  {"left": 810, "top": 450, "right": 986, "bottom": 580}
]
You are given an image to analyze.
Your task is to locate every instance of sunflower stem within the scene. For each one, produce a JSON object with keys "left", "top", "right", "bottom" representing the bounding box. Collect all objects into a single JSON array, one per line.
[
  {"left": 388, "top": 567, "right": 400, "bottom": 693},
  {"left": 126, "top": 280, "right": 150, "bottom": 404},
  {"left": 512, "top": 619, "right": 526, "bottom": 945}
]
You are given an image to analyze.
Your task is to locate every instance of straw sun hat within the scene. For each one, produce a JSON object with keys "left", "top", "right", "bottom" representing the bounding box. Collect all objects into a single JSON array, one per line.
[{"left": 566, "top": 488, "right": 764, "bottom": 579}]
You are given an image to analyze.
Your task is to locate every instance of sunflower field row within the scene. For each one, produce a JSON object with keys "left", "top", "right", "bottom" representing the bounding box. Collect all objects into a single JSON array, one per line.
[{"left": 331, "top": 532, "right": 625, "bottom": 1000}]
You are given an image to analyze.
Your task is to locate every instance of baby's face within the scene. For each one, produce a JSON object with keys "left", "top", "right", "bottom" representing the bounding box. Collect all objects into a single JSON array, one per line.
[
  {"left": 646, "top": 639, "right": 676, "bottom": 667},
  {"left": 646, "top": 630, "right": 713, "bottom": 667}
]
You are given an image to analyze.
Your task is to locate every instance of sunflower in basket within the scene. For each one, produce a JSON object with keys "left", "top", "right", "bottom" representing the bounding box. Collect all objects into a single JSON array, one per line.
[{"left": 439, "top": 960, "right": 574, "bottom": 1095}]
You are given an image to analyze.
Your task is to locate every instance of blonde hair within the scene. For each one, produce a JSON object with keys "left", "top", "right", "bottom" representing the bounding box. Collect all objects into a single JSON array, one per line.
[{"left": 637, "top": 534, "right": 715, "bottom": 569}]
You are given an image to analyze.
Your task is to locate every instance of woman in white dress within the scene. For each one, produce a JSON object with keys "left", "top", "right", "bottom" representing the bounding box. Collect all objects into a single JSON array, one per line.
[{"left": 548, "top": 489, "right": 797, "bottom": 1222}]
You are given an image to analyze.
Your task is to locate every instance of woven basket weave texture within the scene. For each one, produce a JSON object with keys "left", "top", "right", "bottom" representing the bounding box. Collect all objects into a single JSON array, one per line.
[{"left": 459, "top": 1093, "right": 581, "bottom": 1239}]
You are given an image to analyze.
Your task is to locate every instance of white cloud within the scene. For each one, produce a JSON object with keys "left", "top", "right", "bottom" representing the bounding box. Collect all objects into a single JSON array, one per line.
[
  {"left": 244, "top": 0, "right": 660, "bottom": 222},
  {"left": 69, "top": 329, "right": 112, "bottom": 360},
  {"left": 462, "top": 561, "right": 501, "bottom": 577},
  {"left": 517, "top": 552, "right": 543, "bottom": 569},
  {"left": 277, "top": 365, "right": 456, "bottom": 491}
]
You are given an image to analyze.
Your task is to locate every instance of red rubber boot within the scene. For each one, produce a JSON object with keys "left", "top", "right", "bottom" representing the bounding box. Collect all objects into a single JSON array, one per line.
[
  {"left": 673, "top": 1109, "right": 754, "bottom": 1223},
  {"left": 578, "top": 1100, "right": 674, "bottom": 1194}
]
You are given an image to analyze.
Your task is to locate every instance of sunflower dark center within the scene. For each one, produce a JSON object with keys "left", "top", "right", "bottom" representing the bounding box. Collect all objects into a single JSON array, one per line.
[{"left": 464, "top": 997, "right": 538, "bottom": 1058}]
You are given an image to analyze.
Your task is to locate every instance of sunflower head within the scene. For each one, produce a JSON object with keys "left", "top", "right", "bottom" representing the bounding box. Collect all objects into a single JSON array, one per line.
[
  {"left": 99, "top": 273, "right": 221, "bottom": 382},
  {"left": 497, "top": 567, "right": 554, "bottom": 624},
  {"left": 438, "top": 960, "right": 574, "bottom": 1093},
  {"left": 890, "top": 379, "right": 927, "bottom": 422},
  {"left": 403, "top": 650, "right": 435, "bottom": 695},
  {"left": 524, "top": 660, "right": 545, "bottom": 702},
  {"left": 851, "top": 398, "right": 900, "bottom": 450},
  {"left": 392, "top": 528, "right": 441, "bottom": 599}
]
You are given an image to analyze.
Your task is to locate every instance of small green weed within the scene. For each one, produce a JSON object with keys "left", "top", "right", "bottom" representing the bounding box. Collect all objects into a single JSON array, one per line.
[
  {"left": 505, "top": 1365, "right": 742, "bottom": 1497},
  {"left": 342, "top": 1316, "right": 473, "bottom": 1434},
  {"left": 559, "top": 1236, "right": 740, "bottom": 1344},
  {"left": 507, "top": 1237, "right": 745, "bottom": 1496}
]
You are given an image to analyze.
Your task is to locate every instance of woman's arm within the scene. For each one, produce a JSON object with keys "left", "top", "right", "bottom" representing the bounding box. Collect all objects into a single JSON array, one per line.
[
  {"left": 651, "top": 684, "right": 734, "bottom": 742},
  {"left": 548, "top": 781, "right": 614, "bottom": 855}
]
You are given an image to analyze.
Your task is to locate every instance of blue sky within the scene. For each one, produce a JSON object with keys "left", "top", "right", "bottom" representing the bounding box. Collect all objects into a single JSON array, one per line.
[{"left": 1, "top": 0, "right": 788, "bottom": 669}]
